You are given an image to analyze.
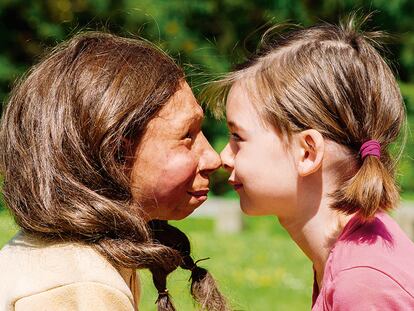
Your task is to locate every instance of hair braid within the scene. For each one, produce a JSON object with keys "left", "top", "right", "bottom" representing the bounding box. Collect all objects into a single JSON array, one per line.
[{"left": 149, "top": 220, "right": 231, "bottom": 311}]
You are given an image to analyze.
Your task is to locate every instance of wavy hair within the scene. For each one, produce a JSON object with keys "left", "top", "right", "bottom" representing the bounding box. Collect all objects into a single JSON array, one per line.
[{"left": 0, "top": 32, "right": 229, "bottom": 311}]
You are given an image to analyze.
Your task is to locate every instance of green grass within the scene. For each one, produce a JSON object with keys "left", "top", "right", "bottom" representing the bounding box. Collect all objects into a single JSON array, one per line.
[
  {"left": 402, "top": 192, "right": 414, "bottom": 201},
  {"left": 0, "top": 210, "right": 313, "bottom": 310},
  {"left": 0, "top": 209, "right": 18, "bottom": 246},
  {"left": 146, "top": 216, "right": 313, "bottom": 311}
]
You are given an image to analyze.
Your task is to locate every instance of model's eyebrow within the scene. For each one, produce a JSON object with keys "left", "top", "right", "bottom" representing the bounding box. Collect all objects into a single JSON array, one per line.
[
  {"left": 175, "top": 109, "right": 204, "bottom": 131},
  {"left": 185, "top": 109, "right": 204, "bottom": 125}
]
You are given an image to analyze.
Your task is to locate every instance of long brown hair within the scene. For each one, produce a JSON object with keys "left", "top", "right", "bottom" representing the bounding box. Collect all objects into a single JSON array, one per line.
[
  {"left": 0, "top": 32, "right": 229, "bottom": 310},
  {"left": 206, "top": 15, "right": 406, "bottom": 220}
]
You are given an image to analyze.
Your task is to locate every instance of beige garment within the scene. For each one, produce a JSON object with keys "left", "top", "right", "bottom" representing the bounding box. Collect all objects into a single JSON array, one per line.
[{"left": 0, "top": 231, "right": 140, "bottom": 311}]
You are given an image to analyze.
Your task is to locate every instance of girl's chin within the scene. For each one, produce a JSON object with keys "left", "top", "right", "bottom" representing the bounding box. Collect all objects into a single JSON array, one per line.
[
  {"left": 239, "top": 201, "right": 258, "bottom": 215},
  {"left": 240, "top": 200, "right": 273, "bottom": 216}
]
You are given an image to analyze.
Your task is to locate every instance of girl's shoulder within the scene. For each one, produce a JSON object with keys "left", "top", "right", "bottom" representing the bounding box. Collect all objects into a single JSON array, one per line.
[
  {"left": 331, "top": 212, "right": 414, "bottom": 268},
  {"left": 313, "top": 213, "right": 414, "bottom": 310},
  {"left": 327, "top": 212, "right": 414, "bottom": 293},
  {"left": 0, "top": 231, "right": 136, "bottom": 310},
  {"left": 314, "top": 265, "right": 414, "bottom": 310}
]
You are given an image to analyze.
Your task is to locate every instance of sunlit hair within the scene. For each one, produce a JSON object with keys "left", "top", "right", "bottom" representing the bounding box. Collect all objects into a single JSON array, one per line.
[
  {"left": 0, "top": 32, "right": 229, "bottom": 311},
  {"left": 204, "top": 15, "right": 406, "bottom": 220}
]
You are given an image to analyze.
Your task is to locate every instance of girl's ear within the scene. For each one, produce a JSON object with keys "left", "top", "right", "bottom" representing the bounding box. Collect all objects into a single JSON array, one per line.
[{"left": 296, "top": 129, "right": 324, "bottom": 177}]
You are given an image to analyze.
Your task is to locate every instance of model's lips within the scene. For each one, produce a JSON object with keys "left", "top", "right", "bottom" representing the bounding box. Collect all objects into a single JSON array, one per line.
[{"left": 187, "top": 189, "right": 209, "bottom": 198}]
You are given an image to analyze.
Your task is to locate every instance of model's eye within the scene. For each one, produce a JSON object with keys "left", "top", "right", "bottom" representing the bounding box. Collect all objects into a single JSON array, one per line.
[{"left": 183, "top": 131, "right": 193, "bottom": 141}]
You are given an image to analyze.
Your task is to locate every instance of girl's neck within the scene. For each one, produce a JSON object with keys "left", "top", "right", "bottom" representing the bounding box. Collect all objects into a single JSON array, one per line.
[{"left": 278, "top": 197, "right": 353, "bottom": 289}]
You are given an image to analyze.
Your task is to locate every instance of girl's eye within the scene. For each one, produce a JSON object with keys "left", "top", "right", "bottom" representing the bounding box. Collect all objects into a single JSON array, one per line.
[{"left": 230, "top": 132, "right": 242, "bottom": 142}]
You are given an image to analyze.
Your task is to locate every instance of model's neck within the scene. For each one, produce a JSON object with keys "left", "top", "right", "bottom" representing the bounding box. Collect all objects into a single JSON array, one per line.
[{"left": 278, "top": 197, "right": 353, "bottom": 288}]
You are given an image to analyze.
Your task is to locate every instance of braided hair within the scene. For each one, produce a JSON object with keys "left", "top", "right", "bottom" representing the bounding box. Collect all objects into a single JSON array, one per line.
[{"left": 149, "top": 221, "right": 230, "bottom": 311}]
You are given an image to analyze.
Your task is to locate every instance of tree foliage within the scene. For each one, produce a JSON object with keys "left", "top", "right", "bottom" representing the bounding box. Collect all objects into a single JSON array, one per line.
[{"left": 0, "top": 0, "right": 413, "bottom": 195}]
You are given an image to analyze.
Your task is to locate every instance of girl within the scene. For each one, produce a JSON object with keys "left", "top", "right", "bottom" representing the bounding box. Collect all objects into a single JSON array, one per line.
[
  {"left": 212, "top": 17, "right": 414, "bottom": 309},
  {"left": 0, "top": 32, "right": 229, "bottom": 311}
]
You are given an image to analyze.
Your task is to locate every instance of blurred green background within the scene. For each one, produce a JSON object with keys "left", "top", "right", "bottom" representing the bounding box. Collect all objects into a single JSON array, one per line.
[
  {"left": 0, "top": 0, "right": 413, "bottom": 310},
  {"left": 0, "top": 0, "right": 413, "bottom": 196}
]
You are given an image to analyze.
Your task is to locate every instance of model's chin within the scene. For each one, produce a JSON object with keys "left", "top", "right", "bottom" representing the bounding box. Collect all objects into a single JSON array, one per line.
[
  {"left": 167, "top": 208, "right": 196, "bottom": 220},
  {"left": 144, "top": 205, "right": 194, "bottom": 221},
  {"left": 178, "top": 198, "right": 209, "bottom": 219},
  {"left": 166, "top": 200, "right": 205, "bottom": 220}
]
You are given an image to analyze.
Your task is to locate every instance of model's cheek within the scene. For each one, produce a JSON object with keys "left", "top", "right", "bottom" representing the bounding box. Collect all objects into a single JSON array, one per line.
[{"left": 154, "top": 151, "right": 198, "bottom": 201}]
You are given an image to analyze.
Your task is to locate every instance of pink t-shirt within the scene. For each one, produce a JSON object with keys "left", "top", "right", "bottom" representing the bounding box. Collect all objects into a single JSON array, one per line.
[{"left": 312, "top": 212, "right": 414, "bottom": 310}]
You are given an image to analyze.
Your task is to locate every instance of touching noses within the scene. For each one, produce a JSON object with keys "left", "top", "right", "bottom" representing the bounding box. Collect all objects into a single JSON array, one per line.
[
  {"left": 199, "top": 134, "right": 221, "bottom": 176},
  {"left": 220, "top": 143, "right": 234, "bottom": 173}
]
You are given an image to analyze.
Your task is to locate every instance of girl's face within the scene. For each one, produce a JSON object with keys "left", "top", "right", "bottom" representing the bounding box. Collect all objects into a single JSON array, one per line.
[
  {"left": 129, "top": 82, "right": 221, "bottom": 221},
  {"left": 220, "top": 82, "right": 299, "bottom": 217}
]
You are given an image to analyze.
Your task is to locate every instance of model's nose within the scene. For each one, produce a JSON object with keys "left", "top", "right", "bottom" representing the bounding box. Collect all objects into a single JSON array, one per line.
[{"left": 198, "top": 133, "right": 221, "bottom": 176}]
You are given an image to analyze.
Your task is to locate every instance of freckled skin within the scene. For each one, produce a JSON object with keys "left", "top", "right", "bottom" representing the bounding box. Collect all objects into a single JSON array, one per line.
[{"left": 128, "top": 82, "right": 221, "bottom": 221}]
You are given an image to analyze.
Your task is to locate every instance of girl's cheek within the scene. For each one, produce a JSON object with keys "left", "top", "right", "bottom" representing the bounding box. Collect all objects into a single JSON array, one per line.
[
  {"left": 154, "top": 151, "right": 198, "bottom": 200},
  {"left": 237, "top": 150, "right": 263, "bottom": 185},
  {"left": 234, "top": 151, "right": 249, "bottom": 178}
]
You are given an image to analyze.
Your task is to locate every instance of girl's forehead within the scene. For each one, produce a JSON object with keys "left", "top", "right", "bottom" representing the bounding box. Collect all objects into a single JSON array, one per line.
[
  {"left": 227, "top": 82, "right": 260, "bottom": 115},
  {"left": 227, "top": 80, "right": 280, "bottom": 135},
  {"left": 226, "top": 84, "right": 264, "bottom": 129}
]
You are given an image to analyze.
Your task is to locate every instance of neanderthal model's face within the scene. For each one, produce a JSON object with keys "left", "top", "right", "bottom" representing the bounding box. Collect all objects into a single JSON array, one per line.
[{"left": 129, "top": 82, "right": 221, "bottom": 220}]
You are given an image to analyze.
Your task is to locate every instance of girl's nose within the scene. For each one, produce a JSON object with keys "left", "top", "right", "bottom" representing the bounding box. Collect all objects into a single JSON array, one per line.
[{"left": 220, "top": 143, "right": 234, "bottom": 173}]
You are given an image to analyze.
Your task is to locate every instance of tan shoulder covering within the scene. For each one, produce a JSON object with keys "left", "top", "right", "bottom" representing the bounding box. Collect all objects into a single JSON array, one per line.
[
  {"left": 14, "top": 282, "right": 135, "bottom": 311},
  {"left": 0, "top": 231, "right": 140, "bottom": 311}
]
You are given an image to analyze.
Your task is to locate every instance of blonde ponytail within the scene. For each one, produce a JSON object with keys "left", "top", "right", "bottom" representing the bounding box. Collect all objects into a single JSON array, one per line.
[{"left": 332, "top": 152, "right": 400, "bottom": 219}]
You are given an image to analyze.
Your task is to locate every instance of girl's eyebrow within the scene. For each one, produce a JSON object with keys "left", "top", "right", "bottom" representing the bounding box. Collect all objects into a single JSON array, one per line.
[{"left": 227, "top": 120, "right": 246, "bottom": 132}]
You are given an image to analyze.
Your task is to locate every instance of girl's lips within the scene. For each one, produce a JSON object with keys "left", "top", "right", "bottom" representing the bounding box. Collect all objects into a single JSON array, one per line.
[
  {"left": 233, "top": 184, "right": 243, "bottom": 191},
  {"left": 229, "top": 179, "right": 243, "bottom": 191}
]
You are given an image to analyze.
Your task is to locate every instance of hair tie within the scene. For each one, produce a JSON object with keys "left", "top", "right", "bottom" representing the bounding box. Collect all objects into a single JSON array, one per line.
[
  {"left": 193, "top": 257, "right": 210, "bottom": 266},
  {"left": 359, "top": 140, "right": 381, "bottom": 160},
  {"left": 158, "top": 288, "right": 169, "bottom": 296}
]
